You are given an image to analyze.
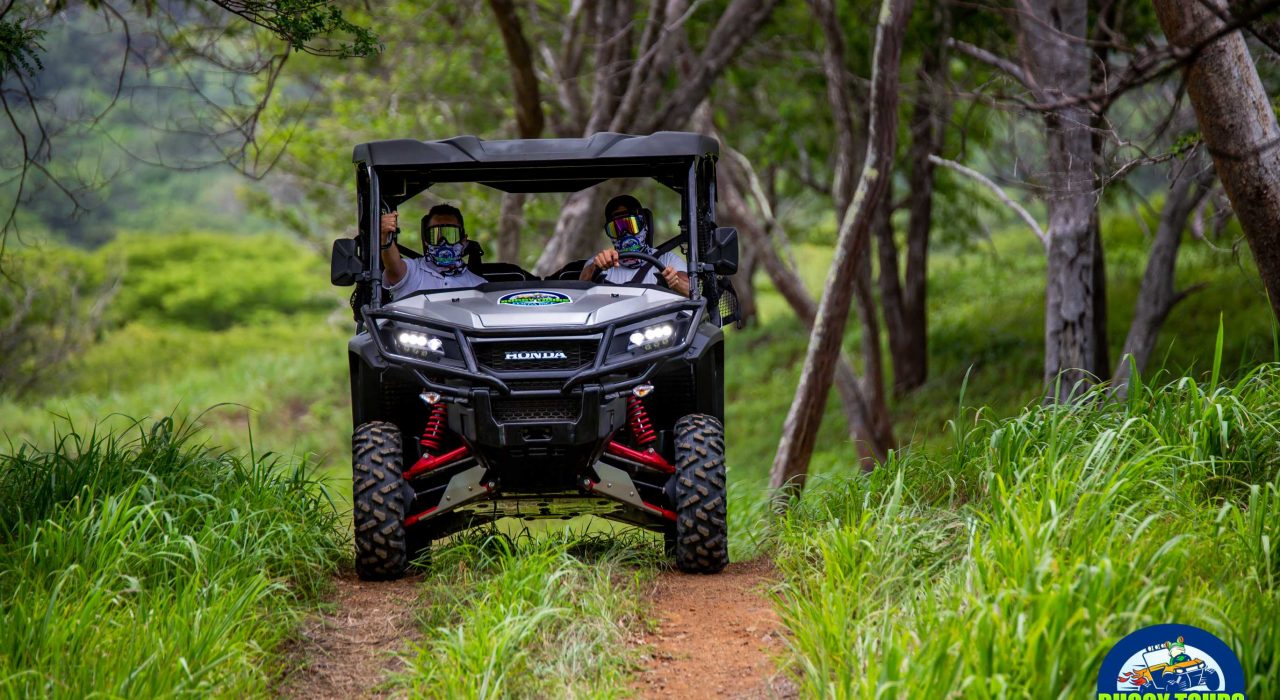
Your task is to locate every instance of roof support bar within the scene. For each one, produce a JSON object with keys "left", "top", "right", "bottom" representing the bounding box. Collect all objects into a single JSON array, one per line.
[{"left": 367, "top": 164, "right": 383, "bottom": 310}]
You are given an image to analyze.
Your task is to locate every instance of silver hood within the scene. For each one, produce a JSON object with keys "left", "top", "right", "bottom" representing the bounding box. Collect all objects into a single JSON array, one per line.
[{"left": 384, "top": 285, "right": 686, "bottom": 330}]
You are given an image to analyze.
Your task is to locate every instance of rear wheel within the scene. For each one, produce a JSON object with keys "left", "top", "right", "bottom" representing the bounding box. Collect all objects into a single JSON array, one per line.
[
  {"left": 671, "top": 414, "right": 728, "bottom": 573},
  {"left": 353, "top": 421, "right": 413, "bottom": 580}
]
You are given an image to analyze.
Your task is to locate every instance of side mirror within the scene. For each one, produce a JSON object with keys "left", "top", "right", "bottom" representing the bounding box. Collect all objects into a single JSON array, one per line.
[
  {"left": 704, "top": 227, "right": 739, "bottom": 275},
  {"left": 331, "top": 238, "right": 363, "bottom": 286}
]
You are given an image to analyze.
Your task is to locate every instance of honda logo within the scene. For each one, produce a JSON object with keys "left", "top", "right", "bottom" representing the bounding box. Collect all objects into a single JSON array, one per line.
[{"left": 504, "top": 350, "right": 568, "bottom": 360}]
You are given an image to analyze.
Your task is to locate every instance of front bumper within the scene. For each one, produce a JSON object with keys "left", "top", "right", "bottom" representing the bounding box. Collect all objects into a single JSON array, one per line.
[
  {"left": 358, "top": 301, "right": 705, "bottom": 402},
  {"left": 448, "top": 385, "right": 628, "bottom": 448}
]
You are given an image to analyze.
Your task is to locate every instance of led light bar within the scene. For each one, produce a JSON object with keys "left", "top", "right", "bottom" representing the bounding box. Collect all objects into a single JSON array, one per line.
[
  {"left": 396, "top": 330, "right": 444, "bottom": 356},
  {"left": 627, "top": 322, "right": 675, "bottom": 351}
]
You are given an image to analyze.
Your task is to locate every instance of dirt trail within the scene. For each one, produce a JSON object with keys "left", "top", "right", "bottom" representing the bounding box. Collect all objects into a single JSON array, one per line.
[
  {"left": 280, "top": 573, "right": 422, "bottom": 700},
  {"left": 632, "top": 559, "right": 795, "bottom": 699}
]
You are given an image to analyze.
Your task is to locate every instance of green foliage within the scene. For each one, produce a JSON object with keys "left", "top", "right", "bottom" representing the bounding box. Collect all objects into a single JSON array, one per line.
[
  {"left": 0, "top": 417, "right": 343, "bottom": 697},
  {"left": 1170, "top": 131, "right": 1203, "bottom": 158},
  {"left": 394, "top": 530, "right": 656, "bottom": 699},
  {"left": 0, "top": 20, "right": 45, "bottom": 76},
  {"left": 0, "top": 245, "right": 114, "bottom": 397},
  {"left": 771, "top": 366, "right": 1280, "bottom": 698},
  {"left": 0, "top": 317, "right": 352, "bottom": 467},
  {"left": 101, "top": 231, "right": 336, "bottom": 331},
  {"left": 221, "top": 0, "right": 381, "bottom": 58},
  {"left": 42, "top": 0, "right": 380, "bottom": 58},
  {"left": 1, "top": 6, "right": 286, "bottom": 245}
]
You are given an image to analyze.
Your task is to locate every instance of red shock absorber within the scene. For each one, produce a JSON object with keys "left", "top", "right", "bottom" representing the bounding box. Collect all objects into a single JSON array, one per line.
[
  {"left": 419, "top": 403, "right": 447, "bottom": 454},
  {"left": 627, "top": 395, "right": 657, "bottom": 447}
]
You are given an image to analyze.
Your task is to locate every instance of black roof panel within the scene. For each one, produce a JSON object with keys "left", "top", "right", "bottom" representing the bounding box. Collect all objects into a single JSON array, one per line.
[{"left": 352, "top": 131, "right": 719, "bottom": 167}]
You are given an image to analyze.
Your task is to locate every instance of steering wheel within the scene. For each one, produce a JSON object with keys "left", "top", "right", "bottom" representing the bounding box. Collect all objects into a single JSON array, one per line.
[{"left": 593, "top": 251, "right": 669, "bottom": 288}]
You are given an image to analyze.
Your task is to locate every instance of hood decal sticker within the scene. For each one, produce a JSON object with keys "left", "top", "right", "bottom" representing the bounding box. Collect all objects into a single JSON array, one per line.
[{"left": 497, "top": 290, "right": 573, "bottom": 307}]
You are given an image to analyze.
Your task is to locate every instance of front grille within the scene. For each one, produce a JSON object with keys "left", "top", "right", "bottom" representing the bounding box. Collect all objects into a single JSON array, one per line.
[
  {"left": 492, "top": 397, "right": 580, "bottom": 422},
  {"left": 474, "top": 339, "right": 598, "bottom": 372},
  {"left": 505, "top": 378, "right": 567, "bottom": 392}
]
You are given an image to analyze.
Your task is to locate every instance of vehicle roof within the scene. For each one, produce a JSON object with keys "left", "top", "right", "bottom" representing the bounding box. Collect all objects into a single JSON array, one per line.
[
  {"left": 353, "top": 132, "right": 719, "bottom": 201},
  {"left": 354, "top": 132, "right": 718, "bottom": 167}
]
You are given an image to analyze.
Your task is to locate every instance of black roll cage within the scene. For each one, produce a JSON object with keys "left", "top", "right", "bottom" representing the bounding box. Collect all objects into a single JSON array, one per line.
[{"left": 351, "top": 132, "right": 721, "bottom": 313}]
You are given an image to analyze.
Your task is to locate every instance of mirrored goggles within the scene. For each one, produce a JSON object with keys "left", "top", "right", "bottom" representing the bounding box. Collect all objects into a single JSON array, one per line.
[
  {"left": 604, "top": 214, "right": 646, "bottom": 240},
  {"left": 425, "top": 224, "right": 464, "bottom": 246}
]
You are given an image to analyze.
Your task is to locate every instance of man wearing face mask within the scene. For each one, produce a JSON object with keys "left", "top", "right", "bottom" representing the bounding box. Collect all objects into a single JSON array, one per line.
[
  {"left": 579, "top": 195, "right": 690, "bottom": 297},
  {"left": 379, "top": 203, "right": 487, "bottom": 300}
]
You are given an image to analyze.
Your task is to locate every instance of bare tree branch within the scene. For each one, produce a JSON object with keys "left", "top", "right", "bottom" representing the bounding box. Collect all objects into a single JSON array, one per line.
[
  {"left": 946, "top": 37, "right": 1030, "bottom": 87},
  {"left": 929, "top": 155, "right": 1048, "bottom": 248}
]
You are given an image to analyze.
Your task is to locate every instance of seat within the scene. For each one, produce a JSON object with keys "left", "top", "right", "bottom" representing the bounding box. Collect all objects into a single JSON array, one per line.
[
  {"left": 476, "top": 262, "right": 539, "bottom": 282},
  {"left": 551, "top": 259, "right": 589, "bottom": 281}
]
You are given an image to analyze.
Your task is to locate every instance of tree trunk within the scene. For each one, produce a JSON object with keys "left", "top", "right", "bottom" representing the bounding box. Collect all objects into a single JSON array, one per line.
[
  {"left": 719, "top": 154, "right": 886, "bottom": 466},
  {"left": 1015, "top": 0, "right": 1099, "bottom": 402},
  {"left": 1112, "top": 157, "right": 1213, "bottom": 392},
  {"left": 1087, "top": 0, "right": 1121, "bottom": 381},
  {"left": 882, "top": 18, "right": 949, "bottom": 395},
  {"left": 488, "top": 0, "right": 548, "bottom": 267},
  {"left": 534, "top": 188, "right": 607, "bottom": 276},
  {"left": 497, "top": 193, "right": 526, "bottom": 264},
  {"left": 769, "top": 0, "right": 913, "bottom": 495},
  {"left": 1153, "top": 0, "right": 1280, "bottom": 320},
  {"left": 734, "top": 234, "right": 760, "bottom": 325},
  {"left": 487, "top": 0, "right": 545, "bottom": 140},
  {"left": 874, "top": 201, "right": 910, "bottom": 389},
  {"left": 532, "top": 0, "right": 782, "bottom": 275},
  {"left": 854, "top": 245, "right": 896, "bottom": 451},
  {"left": 1090, "top": 209, "right": 1110, "bottom": 379},
  {"left": 805, "top": 0, "right": 900, "bottom": 463}
]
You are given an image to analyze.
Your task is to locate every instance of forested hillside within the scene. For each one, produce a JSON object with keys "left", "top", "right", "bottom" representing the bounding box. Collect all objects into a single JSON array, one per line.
[{"left": 3, "top": 0, "right": 1280, "bottom": 697}]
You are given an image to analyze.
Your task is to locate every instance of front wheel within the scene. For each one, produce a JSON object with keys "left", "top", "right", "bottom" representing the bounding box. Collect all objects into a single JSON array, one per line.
[
  {"left": 671, "top": 414, "right": 729, "bottom": 573},
  {"left": 352, "top": 421, "right": 413, "bottom": 580}
]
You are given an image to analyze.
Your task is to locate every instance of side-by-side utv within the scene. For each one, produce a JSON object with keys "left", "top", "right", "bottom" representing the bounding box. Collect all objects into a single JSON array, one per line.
[{"left": 330, "top": 132, "right": 740, "bottom": 580}]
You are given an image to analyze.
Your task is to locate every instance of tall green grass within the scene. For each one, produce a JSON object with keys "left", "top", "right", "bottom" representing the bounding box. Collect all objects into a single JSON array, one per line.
[
  {"left": 0, "top": 318, "right": 352, "bottom": 471},
  {"left": 772, "top": 364, "right": 1280, "bottom": 698},
  {"left": 0, "top": 418, "right": 343, "bottom": 698},
  {"left": 393, "top": 531, "right": 658, "bottom": 699}
]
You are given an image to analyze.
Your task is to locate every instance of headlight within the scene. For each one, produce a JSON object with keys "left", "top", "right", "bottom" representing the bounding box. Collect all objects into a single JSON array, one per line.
[
  {"left": 608, "top": 314, "right": 689, "bottom": 357},
  {"left": 394, "top": 329, "right": 446, "bottom": 358},
  {"left": 628, "top": 322, "right": 675, "bottom": 351}
]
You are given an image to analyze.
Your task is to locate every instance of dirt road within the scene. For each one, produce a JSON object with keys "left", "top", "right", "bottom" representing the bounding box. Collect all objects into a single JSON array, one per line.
[
  {"left": 285, "top": 558, "right": 791, "bottom": 698},
  {"left": 632, "top": 558, "right": 795, "bottom": 699},
  {"left": 281, "top": 573, "right": 422, "bottom": 700}
]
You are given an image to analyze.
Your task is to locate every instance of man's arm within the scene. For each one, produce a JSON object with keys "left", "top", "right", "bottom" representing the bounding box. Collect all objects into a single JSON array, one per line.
[
  {"left": 579, "top": 248, "right": 620, "bottom": 280},
  {"left": 659, "top": 266, "right": 691, "bottom": 296},
  {"left": 379, "top": 212, "right": 407, "bottom": 285}
]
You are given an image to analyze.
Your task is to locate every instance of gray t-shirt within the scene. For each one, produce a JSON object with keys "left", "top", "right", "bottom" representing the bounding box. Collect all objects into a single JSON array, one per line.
[
  {"left": 385, "top": 257, "right": 487, "bottom": 300},
  {"left": 600, "top": 250, "right": 684, "bottom": 285}
]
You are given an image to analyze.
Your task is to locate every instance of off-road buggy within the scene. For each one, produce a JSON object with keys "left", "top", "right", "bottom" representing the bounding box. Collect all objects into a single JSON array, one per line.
[{"left": 330, "top": 132, "right": 740, "bottom": 580}]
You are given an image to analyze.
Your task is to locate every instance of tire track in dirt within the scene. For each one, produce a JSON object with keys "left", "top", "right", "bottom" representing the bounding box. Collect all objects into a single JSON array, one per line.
[
  {"left": 632, "top": 559, "right": 796, "bottom": 699},
  {"left": 280, "top": 573, "right": 421, "bottom": 700}
]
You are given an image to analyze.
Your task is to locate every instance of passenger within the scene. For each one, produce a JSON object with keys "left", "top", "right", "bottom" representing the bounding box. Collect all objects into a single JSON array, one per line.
[
  {"left": 380, "top": 203, "right": 486, "bottom": 299},
  {"left": 580, "top": 195, "right": 690, "bottom": 297}
]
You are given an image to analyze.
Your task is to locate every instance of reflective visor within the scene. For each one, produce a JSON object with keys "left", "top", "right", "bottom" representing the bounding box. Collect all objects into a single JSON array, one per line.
[
  {"left": 425, "top": 224, "right": 464, "bottom": 246},
  {"left": 604, "top": 214, "right": 645, "bottom": 240}
]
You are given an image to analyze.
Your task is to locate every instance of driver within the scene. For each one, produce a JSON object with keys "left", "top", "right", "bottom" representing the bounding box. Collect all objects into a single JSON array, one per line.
[
  {"left": 379, "top": 203, "right": 486, "bottom": 299},
  {"left": 580, "top": 195, "right": 690, "bottom": 296}
]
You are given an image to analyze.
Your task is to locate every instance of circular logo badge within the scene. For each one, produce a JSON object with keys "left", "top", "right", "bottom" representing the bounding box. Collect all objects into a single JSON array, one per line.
[
  {"left": 497, "top": 290, "right": 572, "bottom": 307},
  {"left": 1097, "top": 624, "right": 1247, "bottom": 698}
]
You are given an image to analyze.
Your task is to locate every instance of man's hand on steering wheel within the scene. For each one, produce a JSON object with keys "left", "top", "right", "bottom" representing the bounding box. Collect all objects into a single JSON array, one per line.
[
  {"left": 659, "top": 264, "right": 685, "bottom": 292},
  {"left": 584, "top": 248, "right": 690, "bottom": 296},
  {"left": 591, "top": 248, "right": 621, "bottom": 272}
]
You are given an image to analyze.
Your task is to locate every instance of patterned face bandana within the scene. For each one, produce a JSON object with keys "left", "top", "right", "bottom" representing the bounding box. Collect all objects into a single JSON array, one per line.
[
  {"left": 605, "top": 214, "right": 654, "bottom": 268},
  {"left": 428, "top": 241, "right": 468, "bottom": 276}
]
